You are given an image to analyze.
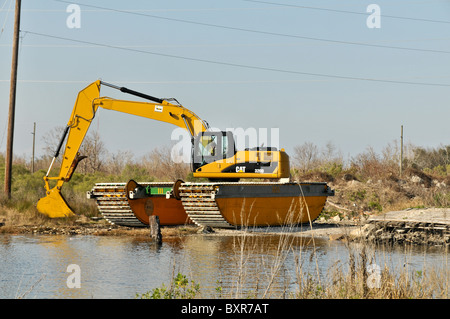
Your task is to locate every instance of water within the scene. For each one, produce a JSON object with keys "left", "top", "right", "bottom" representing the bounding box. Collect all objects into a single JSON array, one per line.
[{"left": 0, "top": 233, "right": 448, "bottom": 299}]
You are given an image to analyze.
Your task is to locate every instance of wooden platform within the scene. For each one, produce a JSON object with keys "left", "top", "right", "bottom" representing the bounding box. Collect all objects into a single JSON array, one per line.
[
  {"left": 367, "top": 208, "right": 450, "bottom": 243},
  {"left": 369, "top": 208, "right": 450, "bottom": 226}
]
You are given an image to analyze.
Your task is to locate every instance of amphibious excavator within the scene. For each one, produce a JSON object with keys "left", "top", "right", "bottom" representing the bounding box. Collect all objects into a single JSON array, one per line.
[{"left": 37, "top": 80, "right": 334, "bottom": 228}]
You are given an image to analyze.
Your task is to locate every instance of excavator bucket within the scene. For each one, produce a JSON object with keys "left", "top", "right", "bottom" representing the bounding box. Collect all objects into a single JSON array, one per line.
[{"left": 37, "top": 188, "right": 75, "bottom": 218}]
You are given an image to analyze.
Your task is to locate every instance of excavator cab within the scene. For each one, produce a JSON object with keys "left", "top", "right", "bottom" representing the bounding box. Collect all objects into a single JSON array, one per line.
[
  {"left": 192, "top": 130, "right": 290, "bottom": 181},
  {"left": 192, "top": 131, "right": 236, "bottom": 171}
]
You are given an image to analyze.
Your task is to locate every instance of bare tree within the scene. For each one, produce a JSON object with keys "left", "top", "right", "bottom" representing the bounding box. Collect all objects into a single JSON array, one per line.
[
  {"left": 78, "top": 130, "right": 107, "bottom": 174},
  {"left": 41, "top": 126, "right": 106, "bottom": 174},
  {"left": 293, "top": 142, "right": 319, "bottom": 173},
  {"left": 41, "top": 125, "right": 65, "bottom": 162},
  {"left": 104, "top": 149, "right": 135, "bottom": 175},
  {"left": 141, "top": 145, "right": 190, "bottom": 180},
  {"left": 412, "top": 144, "right": 450, "bottom": 170}
]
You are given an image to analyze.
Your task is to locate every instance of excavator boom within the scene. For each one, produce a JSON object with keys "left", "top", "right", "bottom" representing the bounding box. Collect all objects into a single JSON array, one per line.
[
  {"left": 37, "top": 80, "right": 208, "bottom": 218},
  {"left": 37, "top": 81, "right": 101, "bottom": 217}
]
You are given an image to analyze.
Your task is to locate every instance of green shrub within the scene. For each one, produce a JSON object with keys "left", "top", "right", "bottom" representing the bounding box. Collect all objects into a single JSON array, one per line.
[
  {"left": 349, "top": 190, "right": 366, "bottom": 202},
  {"left": 137, "top": 273, "right": 200, "bottom": 299}
]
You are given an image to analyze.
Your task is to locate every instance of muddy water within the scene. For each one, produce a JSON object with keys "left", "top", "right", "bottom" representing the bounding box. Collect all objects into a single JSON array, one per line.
[{"left": 0, "top": 233, "right": 447, "bottom": 298}]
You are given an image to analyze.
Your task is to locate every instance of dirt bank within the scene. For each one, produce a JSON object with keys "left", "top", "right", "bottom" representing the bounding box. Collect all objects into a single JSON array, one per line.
[
  {"left": 0, "top": 219, "right": 357, "bottom": 240},
  {"left": 0, "top": 219, "right": 200, "bottom": 238},
  {"left": 203, "top": 208, "right": 450, "bottom": 246},
  {"left": 0, "top": 208, "right": 448, "bottom": 246}
]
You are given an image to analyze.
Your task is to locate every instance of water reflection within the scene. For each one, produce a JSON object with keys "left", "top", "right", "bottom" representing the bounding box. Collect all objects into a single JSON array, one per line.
[{"left": 0, "top": 233, "right": 447, "bottom": 298}]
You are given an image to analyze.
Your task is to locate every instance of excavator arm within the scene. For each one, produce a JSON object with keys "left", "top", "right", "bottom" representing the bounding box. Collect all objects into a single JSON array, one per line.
[{"left": 37, "top": 80, "right": 208, "bottom": 218}]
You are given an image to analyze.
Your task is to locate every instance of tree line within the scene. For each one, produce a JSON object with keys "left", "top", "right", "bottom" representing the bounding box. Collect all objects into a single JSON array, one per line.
[{"left": 2, "top": 126, "right": 449, "bottom": 185}]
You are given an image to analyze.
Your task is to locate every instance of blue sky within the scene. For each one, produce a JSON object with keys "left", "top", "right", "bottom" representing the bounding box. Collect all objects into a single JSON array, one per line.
[{"left": 1, "top": 0, "right": 449, "bottom": 163}]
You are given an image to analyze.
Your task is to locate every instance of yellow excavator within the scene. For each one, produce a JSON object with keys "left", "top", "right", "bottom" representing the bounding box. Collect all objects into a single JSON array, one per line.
[{"left": 37, "top": 80, "right": 333, "bottom": 228}]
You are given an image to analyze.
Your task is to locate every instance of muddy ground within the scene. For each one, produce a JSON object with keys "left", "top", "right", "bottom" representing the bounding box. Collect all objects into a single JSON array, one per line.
[{"left": 1, "top": 208, "right": 448, "bottom": 246}]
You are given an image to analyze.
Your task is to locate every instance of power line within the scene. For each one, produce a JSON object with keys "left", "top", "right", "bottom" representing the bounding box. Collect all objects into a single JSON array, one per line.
[
  {"left": 52, "top": 0, "right": 450, "bottom": 56},
  {"left": 0, "top": 41, "right": 324, "bottom": 49},
  {"left": 0, "top": 78, "right": 346, "bottom": 84},
  {"left": 243, "top": 0, "right": 450, "bottom": 25},
  {"left": 0, "top": 0, "right": 13, "bottom": 38},
  {"left": 22, "top": 30, "right": 450, "bottom": 88}
]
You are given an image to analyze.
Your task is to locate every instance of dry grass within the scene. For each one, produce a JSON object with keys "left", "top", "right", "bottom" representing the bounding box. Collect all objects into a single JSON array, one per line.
[
  {"left": 203, "top": 229, "right": 449, "bottom": 299},
  {"left": 0, "top": 200, "right": 54, "bottom": 228},
  {"left": 311, "top": 168, "right": 449, "bottom": 223},
  {"left": 147, "top": 226, "right": 448, "bottom": 299},
  {"left": 292, "top": 141, "right": 449, "bottom": 218}
]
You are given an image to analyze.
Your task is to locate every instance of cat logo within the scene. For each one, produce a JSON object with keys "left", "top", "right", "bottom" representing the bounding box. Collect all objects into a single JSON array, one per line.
[{"left": 235, "top": 166, "right": 246, "bottom": 173}]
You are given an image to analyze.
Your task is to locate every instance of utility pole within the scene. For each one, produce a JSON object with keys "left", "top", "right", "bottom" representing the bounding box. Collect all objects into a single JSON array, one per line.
[
  {"left": 400, "top": 125, "right": 403, "bottom": 177},
  {"left": 4, "top": 0, "right": 21, "bottom": 198},
  {"left": 31, "top": 122, "right": 36, "bottom": 173}
]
